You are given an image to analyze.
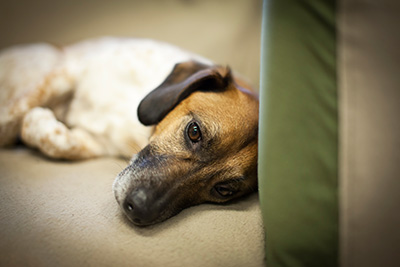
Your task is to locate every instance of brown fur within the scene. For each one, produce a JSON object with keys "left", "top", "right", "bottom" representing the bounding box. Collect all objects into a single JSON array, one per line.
[{"left": 113, "top": 61, "right": 259, "bottom": 226}]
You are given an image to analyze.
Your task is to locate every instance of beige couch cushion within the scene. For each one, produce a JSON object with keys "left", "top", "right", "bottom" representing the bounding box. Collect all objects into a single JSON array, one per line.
[{"left": 0, "top": 148, "right": 264, "bottom": 266}]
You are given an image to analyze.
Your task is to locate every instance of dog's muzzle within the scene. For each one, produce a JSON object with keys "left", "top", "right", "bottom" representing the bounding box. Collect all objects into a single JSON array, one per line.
[{"left": 113, "top": 152, "right": 172, "bottom": 226}]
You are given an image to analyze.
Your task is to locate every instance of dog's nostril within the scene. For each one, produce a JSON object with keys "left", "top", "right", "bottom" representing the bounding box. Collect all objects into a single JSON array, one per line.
[
  {"left": 127, "top": 203, "right": 134, "bottom": 211},
  {"left": 123, "top": 200, "right": 134, "bottom": 213}
]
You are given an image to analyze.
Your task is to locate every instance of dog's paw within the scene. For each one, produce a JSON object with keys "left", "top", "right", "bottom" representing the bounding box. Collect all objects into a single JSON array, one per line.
[
  {"left": 0, "top": 43, "right": 73, "bottom": 146},
  {"left": 21, "top": 107, "right": 104, "bottom": 159}
]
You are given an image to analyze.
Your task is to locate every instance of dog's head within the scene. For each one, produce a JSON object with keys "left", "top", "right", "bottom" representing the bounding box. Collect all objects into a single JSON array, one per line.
[{"left": 113, "top": 61, "right": 259, "bottom": 226}]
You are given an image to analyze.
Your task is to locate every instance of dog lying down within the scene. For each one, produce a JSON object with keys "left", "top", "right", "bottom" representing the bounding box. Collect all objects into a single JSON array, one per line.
[{"left": 0, "top": 37, "right": 259, "bottom": 226}]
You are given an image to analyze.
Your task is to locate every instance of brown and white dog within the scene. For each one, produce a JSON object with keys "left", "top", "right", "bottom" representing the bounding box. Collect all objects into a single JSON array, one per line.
[{"left": 0, "top": 37, "right": 259, "bottom": 226}]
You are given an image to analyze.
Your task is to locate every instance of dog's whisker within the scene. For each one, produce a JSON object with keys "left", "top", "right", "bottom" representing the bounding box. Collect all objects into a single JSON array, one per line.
[{"left": 111, "top": 160, "right": 127, "bottom": 173}]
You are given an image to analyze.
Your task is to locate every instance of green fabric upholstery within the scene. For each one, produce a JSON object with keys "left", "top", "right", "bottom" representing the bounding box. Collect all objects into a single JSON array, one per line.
[{"left": 258, "top": 0, "right": 338, "bottom": 266}]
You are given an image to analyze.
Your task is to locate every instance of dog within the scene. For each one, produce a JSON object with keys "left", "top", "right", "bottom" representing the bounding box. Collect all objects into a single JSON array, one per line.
[{"left": 0, "top": 37, "right": 259, "bottom": 226}]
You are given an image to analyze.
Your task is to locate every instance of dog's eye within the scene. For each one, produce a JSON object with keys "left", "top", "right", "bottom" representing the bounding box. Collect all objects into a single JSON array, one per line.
[
  {"left": 187, "top": 122, "right": 202, "bottom": 142},
  {"left": 214, "top": 184, "right": 235, "bottom": 197}
]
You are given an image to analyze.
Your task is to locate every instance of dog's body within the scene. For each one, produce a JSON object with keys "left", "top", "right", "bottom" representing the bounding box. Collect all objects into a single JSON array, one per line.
[
  {"left": 0, "top": 37, "right": 259, "bottom": 226},
  {"left": 0, "top": 37, "right": 210, "bottom": 158}
]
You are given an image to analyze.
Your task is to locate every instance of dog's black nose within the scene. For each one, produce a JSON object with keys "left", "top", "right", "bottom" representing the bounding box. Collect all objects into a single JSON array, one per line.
[{"left": 123, "top": 187, "right": 159, "bottom": 225}]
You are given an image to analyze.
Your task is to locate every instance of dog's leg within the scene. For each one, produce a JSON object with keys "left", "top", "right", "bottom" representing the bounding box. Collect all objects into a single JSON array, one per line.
[
  {"left": 0, "top": 43, "right": 74, "bottom": 146},
  {"left": 21, "top": 107, "right": 104, "bottom": 160}
]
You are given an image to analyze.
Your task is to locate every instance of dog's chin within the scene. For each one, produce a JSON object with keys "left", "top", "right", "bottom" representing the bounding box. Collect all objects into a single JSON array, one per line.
[
  {"left": 124, "top": 215, "right": 161, "bottom": 227},
  {"left": 121, "top": 207, "right": 175, "bottom": 227}
]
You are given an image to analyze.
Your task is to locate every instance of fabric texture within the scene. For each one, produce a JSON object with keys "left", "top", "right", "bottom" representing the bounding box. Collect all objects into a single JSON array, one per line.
[
  {"left": 0, "top": 148, "right": 264, "bottom": 267},
  {"left": 258, "top": 0, "right": 338, "bottom": 266}
]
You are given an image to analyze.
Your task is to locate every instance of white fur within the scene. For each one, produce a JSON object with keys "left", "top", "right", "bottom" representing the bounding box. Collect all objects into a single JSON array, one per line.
[{"left": 0, "top": 37, "right": 211, "bottom": 159}]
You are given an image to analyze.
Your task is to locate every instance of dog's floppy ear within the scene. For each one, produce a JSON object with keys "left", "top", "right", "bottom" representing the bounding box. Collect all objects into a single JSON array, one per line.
[{"left": 138, "top": 60, "right": 232, "bottom": 125}]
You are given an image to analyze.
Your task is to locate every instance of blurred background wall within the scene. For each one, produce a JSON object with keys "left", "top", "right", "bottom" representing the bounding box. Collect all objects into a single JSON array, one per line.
[{"left": 0, "top": 0, "right": 262, "bottom": 88}]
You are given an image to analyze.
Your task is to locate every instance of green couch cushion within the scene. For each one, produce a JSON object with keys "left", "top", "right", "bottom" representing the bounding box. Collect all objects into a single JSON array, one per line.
[{"left": 258, "top": 0, "right": 338, "bottom": 266}]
